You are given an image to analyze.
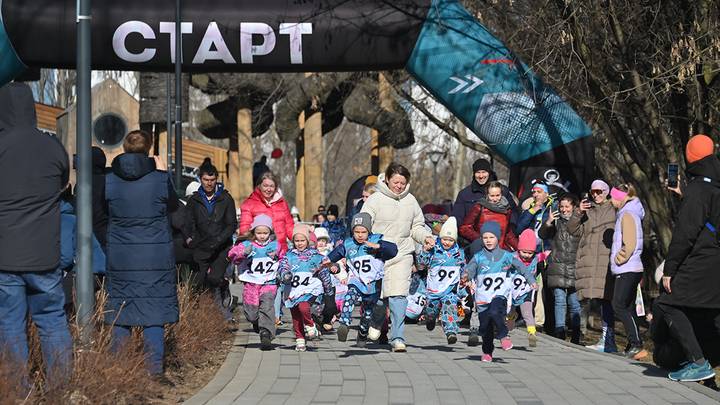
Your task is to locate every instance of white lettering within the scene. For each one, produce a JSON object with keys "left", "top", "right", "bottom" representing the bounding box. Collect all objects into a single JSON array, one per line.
[
  {"left": 279, "top": 23, "right": 312, "bottom": 64},
  {"left": 240, "top": 23, "right": 276, "bottom": 64},
  {"left": 159, "top": 22, "right": 194, "bottom": 63},
  {"left": 113, "top": 21, "right": 156, "bottom": 63},
  {"left": 193, "top": 22, "right": 237, "bottom": 64}
]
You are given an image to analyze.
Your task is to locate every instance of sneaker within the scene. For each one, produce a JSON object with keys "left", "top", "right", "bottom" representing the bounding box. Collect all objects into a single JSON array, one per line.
[
  {"left": 481, "top": 354, "right": 493, "bottom": 362},
  {"left": 367, "top": 326, "right": 381, "bottom": 341},
  {"left": 426, "top": 317, "right": 436, "bottom": 331},
  {"left": 624, "top": 345, "right": 648, "bottom": 360},
  {"left": 260, "top": 329, "right": 272, "bottom": 350},
  {"left": 501, "top": 337, "right": 513, "bottom": 351},
  {"left": 337, "top": 324, "right": 349, "bottom": 342},
  {"left": 356, "top": 332, "right": 368, "bottom": 348},
  {"left": 323, "top": 323, "right": 334, "bottom": 332},
  {"left": 275, "top": 318, "right": 284, "bottom": 326},
  {"left": 391, "top": 340, "right": 407, "bottom": 352},
  {"left": 447, "top": 334, "right": 457, "bottom": 344},
  {"left": 305, "top": 325, "right": 319, "bottom": 339},
  {"left": 295, "top": 338, "right": 306, "bottom": 352},
  {"left": 467, "top": 330, "right": 480, "bottom": 347},
  {"left": 252, "top": 322, "right": 260, "bottom": 334},
  {"left": 669, "top": 361, "right": 716, "bottom": 382},
  {"left": 528, "top": 333, "right": 537, "bottom": 348}
]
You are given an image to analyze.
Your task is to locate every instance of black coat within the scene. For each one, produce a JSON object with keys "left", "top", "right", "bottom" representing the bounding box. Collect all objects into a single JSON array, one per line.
[
  {"left": 660, "top": 155, "right": 720, "bottom": 309},
  {"left": 540, "top": 217, "right": 580, "bottom": 289},
  {"left": 184, "top": 187, "right": 237, "bottom": 256},
  {"left": 452, "top": 174, "right": 517, "bottom": 226},
  {"left": 0, "top": 83, "right": 69, "bottom": 272},
  {"left": 105, "top": 153, "right": 179, "bottom": 326}
]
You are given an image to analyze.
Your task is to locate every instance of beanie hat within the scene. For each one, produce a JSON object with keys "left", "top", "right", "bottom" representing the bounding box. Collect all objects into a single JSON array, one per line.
[
  {"left": 686, "top": 134, "right": 714, "bottom": 164},
  {"left": 472, "top": 158, "right": 492, "bottom": 173},
  {"left": 291, "top": 206, "right": 300, "bottom": 216},
  {"left": 327, "top": 204, "right": 339, "bottom": 217},
  {"left": 292, "top": 224, "right": 311, "bottom": 241},
  {"left": 480, "top": 221, "right": 501, "bottom": 240},
  {"left": 517, "top": 229, "right": 537, "bottom": 252},
  {"left": 185, "top": 181, "right": 200, "bottom": 197},
  {"left": 250, "top": 214, "right": 273, "bottom": 232},
  {"left": 531, "top": 183, "right": 549, "bottom": 194},
  {"left": 351, "top": 212, "right": 373, "bottom": 233},
  {"left": 439, "top": 217, "right": 458, "bottom": 241},
  {"left": 314, "top": 227, "right": 330, "bottom": 241}
]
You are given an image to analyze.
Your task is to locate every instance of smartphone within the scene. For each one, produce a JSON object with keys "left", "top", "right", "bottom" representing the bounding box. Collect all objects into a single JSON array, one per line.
[{"left": 667, "top": 163, "right": 679, "bottom": 188}]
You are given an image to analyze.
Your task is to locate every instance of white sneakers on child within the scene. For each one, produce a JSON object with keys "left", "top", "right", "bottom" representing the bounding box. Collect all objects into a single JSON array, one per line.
[
  {"left": 295, "top": 338, "right": 306, "bottom": 352},
  {"left": 304, "top": 325, "right": 319, "bottom": 339},
  {"left": 367, "top": 326, "right": 381, "bottom": 341}
]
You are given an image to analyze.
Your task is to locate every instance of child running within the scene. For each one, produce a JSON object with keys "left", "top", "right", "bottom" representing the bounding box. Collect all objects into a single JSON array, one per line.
[
  {"left": 509, "top": 229, "right": 550, "bottom": 348},
  {"left": 417, "top": 217, "right": 466, "bottom": 344},
  {"left": 464, "top": 221, "right": 537, "bottom": 362},
  {"left": 279, "top": 224, "right": 333, "bottom": 352},
  {"left": 227, "top": 214, "right": 282, "bottom": 350},
  {"left": 323, "top": 213, "right": 398, "bottom": 346}
]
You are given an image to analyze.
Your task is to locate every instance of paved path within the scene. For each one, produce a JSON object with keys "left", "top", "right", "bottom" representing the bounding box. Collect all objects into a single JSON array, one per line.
[{"left": 187, "top": 295, "right": 718, "bottom": 404}]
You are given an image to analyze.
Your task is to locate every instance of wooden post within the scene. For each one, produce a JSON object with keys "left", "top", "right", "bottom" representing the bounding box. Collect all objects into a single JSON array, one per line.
[
  {"left": 378, "top": 73, "right": 395, "bottom": 170},
  {"left": 227, "top": 108, "right": 253, "bottom": 208},
  {"left": 370, "top": 129, "right": 380, "bottom": 175},
  {"left": 303, "top": 99, "right": 323, "bottom": 222}
]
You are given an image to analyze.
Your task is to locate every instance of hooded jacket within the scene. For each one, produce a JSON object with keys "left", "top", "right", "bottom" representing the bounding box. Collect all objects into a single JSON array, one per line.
[
  {"left": 104, "top": 153, "right": 179, "bottom": 326},
  {"left": 539, "top": 215, "right": 581, "bottom": 289},
  {"left": 184, "top": 184, "right": 237, "bottom": 254},
  {"left": 239, "top": 187, "right": 295, "bottom": 251},
  {"left": 659, "top": 155, "right": 720, "bottom": 308},
  {"left": 361, "top": 173, "right": 432, "bottom": 296},
  {"left": 451, "top": 173, "right": 517, "bottom": 226},
  {"left": 459, "top": 196, "right": 518, "bottom": 250},
  {"left": 0, "top": 83, "right": 69, "bottom": 272},
  {"left": 610, "top": 198, "right": 645, "bottom": 275}
]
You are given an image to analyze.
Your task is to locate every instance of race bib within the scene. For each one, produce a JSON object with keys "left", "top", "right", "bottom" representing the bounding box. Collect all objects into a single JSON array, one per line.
[
  {"left": 426, "top": 265, "right": 461, "bottom": 295},
  {"left": 406, "top": 291, "right": 428, "bottom": 317},
  {"left": 475, "top": 274, "right": 510, "bottom": 305},
  {"left": 287, "top": 273, "right": 324, "bottom": 300},
  {"left": 348, "top": 255, "right": 384, "bottom": 285},
  {"left": 333, "top": 276, "right": 349, "bottom": 297},
  {"left": 511, "top": 274, "right": 534, "bottom": 302},
  {"left": 238, "top": 257, "right": 278, "bottom": 284}
]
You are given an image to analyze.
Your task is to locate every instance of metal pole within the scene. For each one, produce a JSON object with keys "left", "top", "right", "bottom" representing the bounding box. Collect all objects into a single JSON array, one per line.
[
  {"left": 174, "top": 0, "right": 183, "bottom": 190},
  {"left": 433, "top": 162, "right": 438, "bottom": 201},
  {"left": 75, "top": 0, "right": 94, "bottom": 343},
  {"left": 166, "top": 74, "right": 172, "bottom": 176}
]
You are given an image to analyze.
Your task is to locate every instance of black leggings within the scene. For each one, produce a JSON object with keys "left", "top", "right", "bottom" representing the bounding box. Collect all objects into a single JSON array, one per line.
[{"left": 612, "top": 272, "right": 643, "bottom": 347}]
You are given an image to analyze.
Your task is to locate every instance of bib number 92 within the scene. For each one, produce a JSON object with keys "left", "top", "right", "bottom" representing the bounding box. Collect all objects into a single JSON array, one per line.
[{"left": 482, "top": 276, "right": 505, "bottom": 292}]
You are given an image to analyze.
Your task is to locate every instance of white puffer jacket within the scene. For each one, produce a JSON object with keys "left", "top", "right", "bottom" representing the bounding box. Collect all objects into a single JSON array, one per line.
[{"left": 361, "top": 174, "right": 432, "bottom": 296}]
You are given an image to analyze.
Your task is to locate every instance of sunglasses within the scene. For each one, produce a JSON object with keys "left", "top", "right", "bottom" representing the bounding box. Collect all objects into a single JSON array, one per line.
[{"left": 590, "top": 189, "right": 604, "bottom": 195}]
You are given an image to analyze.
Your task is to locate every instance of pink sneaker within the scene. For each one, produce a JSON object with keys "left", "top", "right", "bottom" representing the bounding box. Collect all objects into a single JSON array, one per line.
[
  {"left": 501, "top": 337, "right": 513, "bottom": 351},
  {"left": 481, "top": 354, "right": 493, "bottom": 362}
]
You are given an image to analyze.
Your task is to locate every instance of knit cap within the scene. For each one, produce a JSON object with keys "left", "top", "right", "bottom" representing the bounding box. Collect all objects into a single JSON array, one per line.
[
  {"left": 480, "top": 221, "right": 501, "bottom": 240},
  {"left": 250, "top": 214, "right": 273, "bottom": 232},
  {"left": 686, "top": 134, "right": 714, "bottom": 164},
  {"left": 439, "top": 216, "right": 458, "bottom": 241},
  {"left": 327, "top": 204, "right": 339, "bottom": 217},
  {"left": 472, "top": 158, "right": 492, "bottom": 173},
  {"left": 314, "top": 227, "right": 330, "bottom": 241},
  {"left": 517, "top": 229, "right": 536, "bottom": 252},
  {"left": 350, "top": 212, "right": 373, "bottom": 233},
  {"left": 292, "top": 224, "right": 311, "bottom": 241},
  {"left": 185, "top": 181, "right": 200, "bottom": 197}
]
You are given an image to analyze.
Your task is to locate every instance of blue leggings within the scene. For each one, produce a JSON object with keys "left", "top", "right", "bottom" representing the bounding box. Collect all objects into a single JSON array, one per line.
[
  {"left": 425, "top": 292, "right": 460, "bottom": 335},
  {"left": 339, "top": 285, "right": 379, "bottom": 335},
  {"left": 477, "top": 297, "right": 508, "bottom": 355}
]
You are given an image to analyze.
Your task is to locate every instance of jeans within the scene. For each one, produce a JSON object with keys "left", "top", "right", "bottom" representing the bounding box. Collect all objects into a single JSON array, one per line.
[
  {"left": 388, "top": 296, "right": 408, "bottom": 343},
  {"left": 612, "top": 272, "right": 643, "bottom": 347},
  {"left": 553, "top": 287, "right": 581, "bottom": 332},
  {"left": 0, "top": 270, "right": 73, "bottom": 380},
  {"left": 112, "top": 325, "right": 165, "bottom": 375},
  {"left": 274, "top": 285, "right": 285, "bottom": 320},
  {"left": 477, "top": 297, "right": 508, "bottom": 355}
]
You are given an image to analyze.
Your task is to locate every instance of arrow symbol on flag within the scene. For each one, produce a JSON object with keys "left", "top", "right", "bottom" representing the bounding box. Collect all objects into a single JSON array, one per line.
[{"left": 448, "top": 75, "right": 484, "bottom": 94}]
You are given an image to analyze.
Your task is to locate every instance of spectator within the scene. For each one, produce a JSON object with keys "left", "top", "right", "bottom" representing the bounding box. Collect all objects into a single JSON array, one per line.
[
  {"left": 0, "top": 82, "right": 72, "bottom": 381},
  {"left": 90, "top": 146, "right": 110, "bottom": 250},
  {"left": 608, "top": 183, "right": 647, "bottom": 360},
  {"left": 104, "top": 129, "right": 179, "bottom": 376},
  {"left": 252, "top": 155, "right": 270, "bottom": 187},
  {"left": 184, "top": 159, "right": 237, "bottom": 300},
  {"left": 460, "top": 180, "right": 518, "bottom": 251},
  {"left": 655, "top": 135, "right": 720, "bottom": 382},
  {"left": 539, "top": 194, "right": 582, "bottom": 343},
  {"left": 452, "top": 158, "right": 517, "bottom": 227},
  {"left": 291, "top": 206, "right": 301, "bottom": 223},
  {"left": 567, "top": 180, "right": 618, "bottom": 353},
  {"left": 361, "top": 163, "right": 435, "bottom": 352},
  {"left": 240, "top": 171, "right": 295, "bottom": 251},
  {"left": 348, "top": 181, "right": 376, "bottom": 224},
  {"left": 323, "top": 204, "right": 347, "bottom": 244}
]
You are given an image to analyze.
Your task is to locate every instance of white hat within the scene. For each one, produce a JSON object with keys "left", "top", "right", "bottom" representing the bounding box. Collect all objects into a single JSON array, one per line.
[
  {"left": 314, "top": 227, "right": 331, "bottom": 241},
  {"left": 439, "top": 217, "right": 458, "bottom": 241},
  {"left": 185, "top": 181, "right": 201, "bottom": 197},
  {"left": 291, "top": 206, "right": 300, "bottom": 215}
]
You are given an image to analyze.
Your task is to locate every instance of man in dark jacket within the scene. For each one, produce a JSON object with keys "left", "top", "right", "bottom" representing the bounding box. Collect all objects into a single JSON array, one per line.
[
  {"left": 0, "top": 82, "right": 72, "bottom": 380},
  {"left": 656, "top": 135, "right": 720, "bottom": 383},
  {"left": 105, "top": 130, "right": 179, "bottom": 376},
  {"left": 184, "top": 161, "right": 238, "bottom": 295},
  {"left": 452, "top": 158, "right": 517, "bottom": 227}
]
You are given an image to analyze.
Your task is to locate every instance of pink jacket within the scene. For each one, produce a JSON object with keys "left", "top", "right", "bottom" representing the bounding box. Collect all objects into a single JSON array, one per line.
[{"left": 239, "top": 188, "right": 295, "bottom": 251}]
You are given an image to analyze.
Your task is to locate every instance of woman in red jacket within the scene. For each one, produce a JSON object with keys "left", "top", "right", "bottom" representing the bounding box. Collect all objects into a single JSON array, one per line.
[
  {"left": 239, "top": 171, "right": 295, "bottom": 251},
  {"left": 459, "top": 181, "right": 518, "bottom": 250}
]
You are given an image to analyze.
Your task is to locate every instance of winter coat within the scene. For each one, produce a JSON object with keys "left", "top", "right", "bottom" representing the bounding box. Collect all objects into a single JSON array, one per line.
[
  {"left": 610, "top": 198, "right": 645, "bottom": 275},
  {"left": 327, "top": 233, "right": 398, "bottom": 295},
  {"left": 451, "top": 175, "right": 517, "bottom": 226},
  {"left": 459, "top": 197, "right": 518, "bottom": 250},
  {"left": 567, "top": 201, "right": 616, "bottom": 300},
  {"left": 659, "top": 155, "right": 720, "bottom": 308},
  {"left": 0, "top": 83, "right": 69, "bottom": 272},
  {"left": 104, "top": 153, "right": 179, "bottom": 326},
  {"left": 60, "top": 200, "right": 106, "bottom": 274},
  {"left": 184, "top": 185, "right": 237, "bottom": 256},
  {"left": 361, "top": 173, "right": 432, "bottom": 297},
  {"left": 239, "top": 188, "right": 295, "bottom": 251},
  {"left": 322, "top": 218, "right": 347, "bottom": 244},
  {"left": 516, "top": 199, "right": 554, "bottom": 252},
  {"left": 72, "top": 146, "right": 109, "bottom": 249},
  {"left": 539, "top": 216, "right": 580, "bottom": 289}
]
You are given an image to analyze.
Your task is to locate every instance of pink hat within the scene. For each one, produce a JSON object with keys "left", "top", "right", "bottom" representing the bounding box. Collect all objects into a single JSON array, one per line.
[
  {"left": 292, "top": 224, "right": 311, "bottom": 241},
  {"left": 250, "top": 214, "right": 273, "bottom": 232},
  {"left": 517, "top": 229, "right": 537, "bottom": 252}
]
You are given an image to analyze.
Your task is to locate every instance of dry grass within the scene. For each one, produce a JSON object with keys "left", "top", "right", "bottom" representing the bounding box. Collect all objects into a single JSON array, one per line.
[{"left": 0, "top": 281, "right": 231, "bottom": 404}]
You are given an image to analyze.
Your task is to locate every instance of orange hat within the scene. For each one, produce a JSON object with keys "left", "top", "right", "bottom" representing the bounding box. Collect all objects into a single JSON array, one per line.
[{"left": 686, "top": 135, "right": 714, "bottom": 164}]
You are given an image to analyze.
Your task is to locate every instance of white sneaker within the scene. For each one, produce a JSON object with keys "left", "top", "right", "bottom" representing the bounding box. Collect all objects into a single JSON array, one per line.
[
  {"left": 295, "top": 338, "right": 306, "bottom": 352},
  {"left": 305, "top": 325, "right": 319, "bottom": 339},
  {"left": 391, "top": 340, "right": 407, "bottom": 352},
  {"left": 368, "top": 326, "right": 381, "bottom": 341}
]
